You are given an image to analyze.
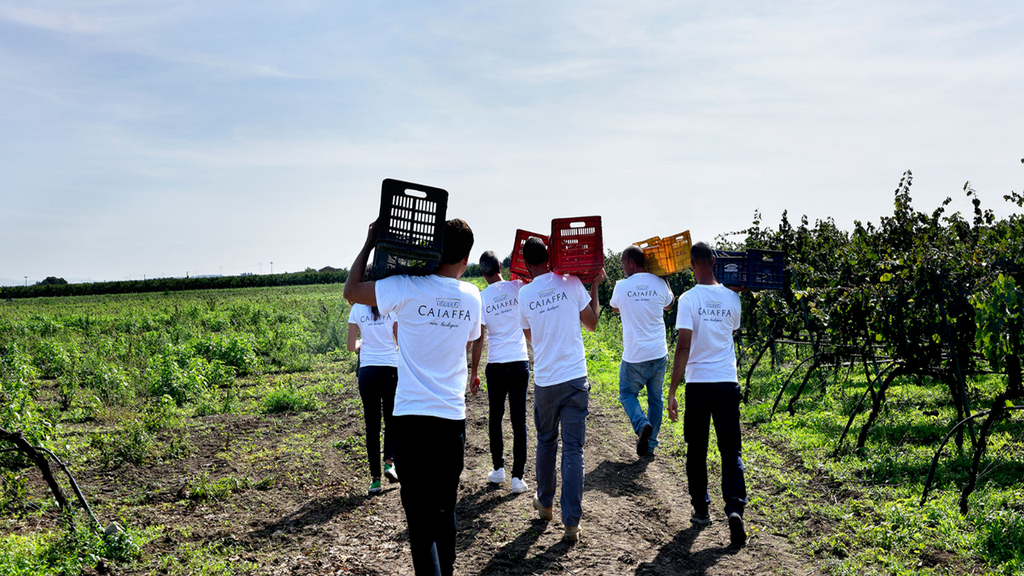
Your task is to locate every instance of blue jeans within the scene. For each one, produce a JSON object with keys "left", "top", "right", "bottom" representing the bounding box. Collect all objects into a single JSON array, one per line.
[
  {"left": 684, "top": 381, "right": 747, "bottom": 517},
  {"left": 618, "top": 356, "right": 667, "bottom": 452},
  {"left": 534, "top": 377, "right": 589, "bottom": 527}
]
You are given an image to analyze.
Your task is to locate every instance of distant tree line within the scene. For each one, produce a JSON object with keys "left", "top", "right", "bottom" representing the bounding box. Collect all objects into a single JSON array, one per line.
[{"left": 0, "top": 269, "right": 349, "bottom": 300}]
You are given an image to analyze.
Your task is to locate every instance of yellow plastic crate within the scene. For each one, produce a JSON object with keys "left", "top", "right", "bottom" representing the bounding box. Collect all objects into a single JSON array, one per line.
[
  {"left": 664, "top": 231, "right": 693, "bottom": 273},
  {"left": 635, "top": 236, "right": 672, "bottom": 277},
  {"left": 634, "top": 232, "right": 692, "bottom": 277}
]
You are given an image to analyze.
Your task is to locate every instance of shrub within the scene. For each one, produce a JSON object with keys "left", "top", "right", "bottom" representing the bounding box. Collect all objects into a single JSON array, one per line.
[
  {"left": 1, "top": 345, "right": 52, "bottom": 464},
  {"left": 979, "top": 508, "right": 1024, "bottom": 570},
  {"left": 190, "top": 333, "right": 260, "bottom": 375},
  {"left": 91, "top": 419, "right": 154, "bottom": 467},
  {"left": 32, "top": 340, "right": 75, "bottom": 379},
  {"left": 77, "top": 356, "right": 134, "bottom": 406},
  {"left": 262, "top": 378, "right": 319, "bottom": 414}
]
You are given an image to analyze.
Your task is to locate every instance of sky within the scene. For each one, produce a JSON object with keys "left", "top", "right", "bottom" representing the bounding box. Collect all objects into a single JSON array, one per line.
[{"left": 1, "top": 0, "right": 1022, "bottom": 285}]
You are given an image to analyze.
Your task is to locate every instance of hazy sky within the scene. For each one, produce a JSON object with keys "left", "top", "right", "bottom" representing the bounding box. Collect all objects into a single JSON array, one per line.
[{"left": 2, "top": 0, "right": 1022, "bottom": 285}]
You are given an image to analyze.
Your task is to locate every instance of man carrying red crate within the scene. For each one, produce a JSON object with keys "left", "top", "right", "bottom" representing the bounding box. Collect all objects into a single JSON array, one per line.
[
  {"left": 469, "top": 250, "right": 531, "bottom": 494},
  {"left": 609, "top": 245, "right": 674, "bottom": 458},
  {"left": 666, "top": 241, "right": 748, "bottom": 547},
  {"left": 344, "top": 219, "right": 482, "bottom": 576},
  {"left": 516, "top": 236, "right": 606, "bottom": 543}
]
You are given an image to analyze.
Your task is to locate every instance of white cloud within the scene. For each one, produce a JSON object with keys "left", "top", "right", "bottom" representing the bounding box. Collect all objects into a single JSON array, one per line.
[{"left": 1, "top": 0, "right": 1022, "bottom": 280}]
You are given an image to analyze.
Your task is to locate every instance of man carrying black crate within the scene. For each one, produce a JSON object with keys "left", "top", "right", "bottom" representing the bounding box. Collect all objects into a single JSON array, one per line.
[
  {"left": 469, "top": 251, "right": 531, "bottom": 494},
  {"left": 667, "top": 241, "right": 748, "bottom": 547},
  {"left": 517, "top": 236, "right": 606, "bottom": 543},
  {"left": 344, "top": 218, "right": 482, "bottom": 576},
  {"left": 610, "top": 245, "right": 674, "bottom": 458}
]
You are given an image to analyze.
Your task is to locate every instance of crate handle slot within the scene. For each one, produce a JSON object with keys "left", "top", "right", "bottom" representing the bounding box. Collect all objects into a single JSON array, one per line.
[
  {"left": 403, "top": 189, "right": 428, "bottom": 198},
  {"left": 568, "top": 221, "right": 587, "bottom": 228}
]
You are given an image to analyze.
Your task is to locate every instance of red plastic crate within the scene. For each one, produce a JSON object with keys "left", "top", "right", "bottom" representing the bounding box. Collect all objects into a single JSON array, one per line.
[
  {"left": 509, "top": 229, "right": 549, "bottom": 282},
  {"left": 549, "top": 216, "right": 604, "bottom": 283}
]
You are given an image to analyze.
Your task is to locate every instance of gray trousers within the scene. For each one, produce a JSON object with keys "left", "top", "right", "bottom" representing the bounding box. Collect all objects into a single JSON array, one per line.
[{"left": 534, "top": 377, "right": 589, "bottom": 527}]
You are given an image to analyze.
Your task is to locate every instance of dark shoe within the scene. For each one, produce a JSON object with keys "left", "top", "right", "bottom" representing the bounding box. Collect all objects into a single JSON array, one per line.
[
  {"left": 636, "top": 423, "right": 653, "bottom": 456},
  {"left": 728, "top": 512, "right": 747, "bottom": 547},
  {"left": 690, "top": 507, "right": 711, "bottom": 526}
]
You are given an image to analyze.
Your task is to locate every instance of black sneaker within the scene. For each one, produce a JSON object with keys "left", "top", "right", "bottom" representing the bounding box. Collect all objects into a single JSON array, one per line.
[
  {"left": 728, "top": 512, "right": 747, "bottom": 547},
  {"left": 690, "top": 507, "right": 711, "bottom": 526},
  {"left": 636, "top": 423, "right": 653, "bottom": 456}
]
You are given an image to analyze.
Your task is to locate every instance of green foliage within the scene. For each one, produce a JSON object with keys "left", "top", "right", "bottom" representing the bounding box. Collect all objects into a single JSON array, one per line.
[
  {"left": 0, "top": 514, "right": 151, "bottom": 576},
  {"left": 91, "top": 419, "right": 154, "bottom": 467},
  {"left": 0, "top": 269, "right": 348, "bottom": 300},
  {"left": 262, "top": 377, "right": 320, "bottom": 414},
  {"left": 31, "top": 340, "right": 75, "bottom": 380},
  {"left": 978, "top": 507, "right": 1024, "bottom": 569},
  {"left": 1, "top": 345, "right": 53, "bottom": 463},
  {"left": 187, "top": 472, "right": 254, "bottom": 502},
  {"left": 0, "top": 470, "right": 29, "bottom": 514},
  {"left": 973, "top": 274, "right": 1024, "bottom": 373}
]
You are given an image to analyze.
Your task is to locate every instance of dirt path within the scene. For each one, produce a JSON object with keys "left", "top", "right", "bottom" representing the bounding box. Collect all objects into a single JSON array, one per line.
[
  {"left": 21, "top": 362, "right": 821, "bottom": 575},
  {"left": 254, "top": 379, "right": 821, "bottom": 576}
]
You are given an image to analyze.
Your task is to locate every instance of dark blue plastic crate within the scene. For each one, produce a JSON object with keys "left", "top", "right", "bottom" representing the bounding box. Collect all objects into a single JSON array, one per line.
[{"left": 713, "top": 249, "right": 785, "bottom": 291}]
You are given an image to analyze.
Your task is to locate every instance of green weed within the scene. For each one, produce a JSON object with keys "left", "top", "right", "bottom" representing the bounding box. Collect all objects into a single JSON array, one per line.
[{"left": 262, "top": 377, "right": 320, "bottom": 414}]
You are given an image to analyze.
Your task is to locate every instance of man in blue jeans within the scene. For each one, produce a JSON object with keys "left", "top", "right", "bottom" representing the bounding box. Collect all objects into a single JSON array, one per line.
[
  {"left": 667, "top": 241, "right": 748, "bottom": 547},
  {"left": 610, "top": 245, "right": 674, "bottom": 457},
  {"left": 517, "top": 237, "right": 605, "bottom": 543},
  {"left": 345, "top": 218, "right": 482, "bottom": 576}
]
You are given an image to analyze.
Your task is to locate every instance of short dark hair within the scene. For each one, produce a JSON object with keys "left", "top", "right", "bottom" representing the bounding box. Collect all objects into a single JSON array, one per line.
[
  {"left": 523, "top": 236, "right": 549, "bottom": 266},
  {"left": 479, "top": 251, "right": 500, "bottom": 276},
  {"left": 441, "top": 219, "right": 474, "bottom": 264},
  {"left": 690, "top": 241, "right": 715, "bottom": 267},
  {"left": 623, "top": 245, "right": 646, "bottom": 269}
]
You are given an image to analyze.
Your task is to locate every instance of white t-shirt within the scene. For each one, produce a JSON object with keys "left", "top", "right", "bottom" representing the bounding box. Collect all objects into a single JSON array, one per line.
[
  {"left": 375, "top": 275, "right": 482, "bottom": 420},
  {"left": 675, "top": 284, "right": 741, "bottom": 383},
  {"left": 517, "top": 273, "right": 591, "bottom": 386},
  {"left": 347, "top": 303, "right": 399, "bottom": 367},
  {"left": 609, "top": 272, "right": 674, "bottom": 363},
  {"left": 480, "top": 279, "right": 529, "bottom": 364}
]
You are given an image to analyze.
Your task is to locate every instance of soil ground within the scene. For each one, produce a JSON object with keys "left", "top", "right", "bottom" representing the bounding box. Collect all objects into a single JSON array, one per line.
[{"left": 18, "top": 362, "right": 823, "bottom": 575}]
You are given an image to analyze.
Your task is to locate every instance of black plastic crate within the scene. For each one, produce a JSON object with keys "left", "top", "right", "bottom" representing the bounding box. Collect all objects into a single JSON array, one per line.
[
  {"left": 369, "top": 179, "right": 448, "bottom": 279},
  {"left": 713, "top": 249, "right": 785, "bottom": 291},
  {"left": 369, "top": 248, "right": 440, "bottom": 279}
]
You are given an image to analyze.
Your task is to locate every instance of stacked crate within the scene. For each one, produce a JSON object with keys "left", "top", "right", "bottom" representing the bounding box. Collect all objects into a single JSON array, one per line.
[
  {"left": 549, "top": 216, "right": 605, "bottom": 283},
  {"left": 369, "top": 179, "right": 448, "bottom": 280}
]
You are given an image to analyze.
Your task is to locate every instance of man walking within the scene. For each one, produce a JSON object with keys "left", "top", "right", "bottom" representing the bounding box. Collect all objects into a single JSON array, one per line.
[
  {"left": 517, "top": 237, "right": 605, "bottom": 543},
  {"left": 470, "top": 251, "right": 530, "bottom": 494},
  {"left": 667, "top": 241, "right": 748, "bottom": 547},
  {"left": 610, "top": 245, "right": 674, "bottom": 457},
  {"left": 344, "top": 218, "right": 482, "bottom": 576}
]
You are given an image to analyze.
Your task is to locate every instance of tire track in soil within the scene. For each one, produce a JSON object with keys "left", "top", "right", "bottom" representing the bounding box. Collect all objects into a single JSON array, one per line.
[{"left": 266, "top": 383, "right": 822, "bottom": 576}]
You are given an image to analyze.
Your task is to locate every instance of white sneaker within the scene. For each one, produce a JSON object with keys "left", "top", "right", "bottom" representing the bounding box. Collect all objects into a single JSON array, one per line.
[
  {"left": 487, "top": 467, "right": 506, "bottom": 484},
  {"left": 510, "top": 477, "right": 528, "bottom": 494}
]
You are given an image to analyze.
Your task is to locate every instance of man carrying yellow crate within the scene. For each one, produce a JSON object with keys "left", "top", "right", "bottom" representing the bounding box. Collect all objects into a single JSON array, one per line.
[{"left": 610, "top": 245, "right": 674, "bottom": 457}]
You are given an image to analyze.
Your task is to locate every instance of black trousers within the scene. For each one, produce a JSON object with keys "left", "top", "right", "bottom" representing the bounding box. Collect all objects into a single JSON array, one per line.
[
  {"left": 393, "top": 415, "right": 466, "bottom": 576},
  {"left": 358, "top": 365, "right": 398, "bottom": 479},
  {"left": 684, "top": 381, "right": 747, "bottom": 516},
  {"left": 485, "top": 360, "right": 529, "bottom": 479}
]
